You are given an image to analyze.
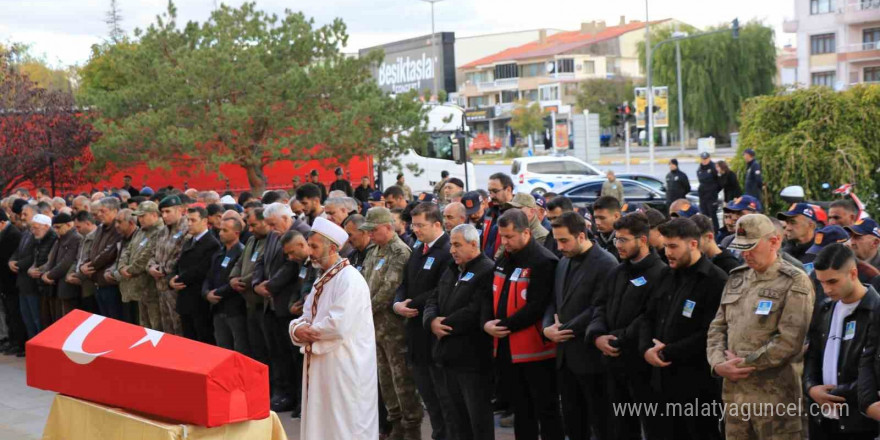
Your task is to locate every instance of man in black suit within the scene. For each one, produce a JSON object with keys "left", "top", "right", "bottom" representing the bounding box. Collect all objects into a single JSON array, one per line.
[
  {"left": 203, "top": 218, "right": 247, "bottom": 354},
  {"left": 424, "top": 223, "right": 495, "bottom": 440},
  {"left": 640, "top": 218, "right": 727, "bottom": 440},
  {"left": 392, "top": 202, "right": 455, "bottom": 440},
  {"left": 170, "top": 206, "right": 221, "bottom": 343},
  {"left": 543, "top": 211, "right": 618, "bottom": 440},
  {"left": 253, "top": 202, "right": 309, "bottom": 414},
  {"left": 0, "top": 210, "right": 25, "bottom": 356}
]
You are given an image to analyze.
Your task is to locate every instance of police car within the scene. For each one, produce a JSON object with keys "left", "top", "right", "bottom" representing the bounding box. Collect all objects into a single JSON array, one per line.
[{"left": 511, "top": 156, "right": 603, "bottom": 196}]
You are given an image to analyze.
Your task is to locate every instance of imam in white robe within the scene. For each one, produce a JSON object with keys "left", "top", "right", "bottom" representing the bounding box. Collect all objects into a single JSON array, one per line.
[{"left": 290, "top": 264, "right": 378, "bottom": 440}]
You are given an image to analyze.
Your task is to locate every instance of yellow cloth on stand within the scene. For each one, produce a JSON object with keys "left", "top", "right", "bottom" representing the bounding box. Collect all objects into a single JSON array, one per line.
[{"left": 42, "top": 394, "right": 287, "bottom": 440}]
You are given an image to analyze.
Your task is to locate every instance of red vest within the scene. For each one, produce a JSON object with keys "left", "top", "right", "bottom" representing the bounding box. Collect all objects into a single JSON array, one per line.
[
  {"left": 491, "top": 268, "right": 556, "bottom": 363},
  {"left": 481, "top": 217, "right": 493, "bottom": 251}
]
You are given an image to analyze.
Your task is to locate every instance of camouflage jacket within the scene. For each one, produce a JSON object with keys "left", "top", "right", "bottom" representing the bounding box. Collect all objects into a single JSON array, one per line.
[
  {"left": 707, "top": 257, "right": 814, "bottom": 405},
  {"left": 362, "top": 234, "right": 412, "bottom": 336},
  {"left": 117, "top": 222, "right": 162, "bottom": 302},
  {"left": 148, "top": 218, "right": 189, "bottom": 292}
]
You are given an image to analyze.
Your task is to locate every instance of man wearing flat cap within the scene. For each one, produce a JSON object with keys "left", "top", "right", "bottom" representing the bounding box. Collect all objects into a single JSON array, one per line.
[
  {"left": 289, "top": 217, "right": 378, "bottom": 440},
  {"left": 707, "top": 214, "right": 814, "bottom": 440}
]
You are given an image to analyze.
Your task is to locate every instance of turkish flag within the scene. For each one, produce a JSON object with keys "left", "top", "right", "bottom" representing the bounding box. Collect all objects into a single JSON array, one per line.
[{"left": 26, "top": 310, "right": 269, "bottom": 427}]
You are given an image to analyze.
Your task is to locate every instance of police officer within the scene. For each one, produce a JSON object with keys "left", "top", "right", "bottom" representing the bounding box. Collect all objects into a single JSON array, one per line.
[
  {"left": 707, "top": 214, "right": 815, "bottom": 440},
  {"left": 360, "top": 207, "right": 422, "bottom": 440},
  {"left": 696, "top": 152, "right": 721, "bottom": 231},
  {"left": 481, "top": 209, "right": 563, "bottom": 440},
  {"left": 743, "top": 148, "right": 764, "bottom": 203},
  {"left": 777, "top": 203, "right": 821, "bottom": 264},
  {"left": 665, "top": 159, "right": 691, "bottom": 206}
]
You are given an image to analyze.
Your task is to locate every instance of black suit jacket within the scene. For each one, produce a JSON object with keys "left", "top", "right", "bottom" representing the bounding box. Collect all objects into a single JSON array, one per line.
[
  {"left": 203, "top": 242, "right": 246, "bottom": 317},
  {"left": 395, "top": 233, "right": 452, "bottom": 365},
  {"left": 542, "top": 243, "right": 618, "bottom": 375},
  {"left": 0, "top": 223, "right": 22, "bottom": 295},
  {"left": 423, "top": 255, "right": 495, "bottom": 370},
  {"left": 11, "top": 229, "right": 35, "bottom": 295},
  {"left": 173, "top": 232, "right": 221, "bottom": 315},
  {"left": 253, "top": 226, "right": 306, "bottom": 318}
]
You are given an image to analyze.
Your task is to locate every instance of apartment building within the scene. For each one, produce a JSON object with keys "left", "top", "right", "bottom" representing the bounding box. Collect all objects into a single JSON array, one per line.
[
  {"left": 783, "top": 0, "right": 880, "bottom": 88},
  {"left": 455, "top": 17, "right": 673, "bottom": 146}
]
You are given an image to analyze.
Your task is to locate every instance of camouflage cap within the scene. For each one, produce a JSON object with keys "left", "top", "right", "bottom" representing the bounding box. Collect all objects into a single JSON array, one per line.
[
  {"left": 359, "top": 207, "right": 393, "bottom": 231},
  {"left": 729, "top": 214, "right": 776, "bottom": 251},
  {"left": 133, "top": 201, "right": 160, "bottom": 216},
  {"left": 504, "top": 192, "right": 537, "bottom": 210}
]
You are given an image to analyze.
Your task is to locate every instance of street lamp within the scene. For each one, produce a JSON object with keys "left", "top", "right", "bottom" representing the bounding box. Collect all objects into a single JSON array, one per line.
[
  {"left": 672, "top": 31, "right": 688, "bottom": 152},
  {"left": 422, "top": 0, "right": 444, "bottom": 101},
  {"left": 645, "top": 0, "right": 655, "bottom": 175}
]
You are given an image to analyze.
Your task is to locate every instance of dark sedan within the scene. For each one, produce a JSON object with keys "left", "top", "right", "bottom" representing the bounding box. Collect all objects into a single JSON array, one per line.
[{"left": 558, "top": 178, "right": 699, "bottom": 213}]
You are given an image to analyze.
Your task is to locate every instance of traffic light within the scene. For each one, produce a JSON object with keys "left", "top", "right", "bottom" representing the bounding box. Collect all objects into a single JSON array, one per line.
[
  {"left": 614, "top": 105, "right": 625, "bottom": 126},
  {"left": 732, "top": 18, "right": 740, "bottom": 40},
  {"left": 624, "top": 104, "right": 636, "bottom": 123}
]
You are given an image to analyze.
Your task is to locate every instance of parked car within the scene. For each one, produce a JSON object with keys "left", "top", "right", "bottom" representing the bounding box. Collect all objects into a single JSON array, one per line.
[
  {"left": 557, "top": 178, "right": 699, "bottom": 213},
  {"left": 616, "top": 172, "right": 701, "bottom": 198},
  {"left": 511, "top": 156, "right": 603, "bottom": 196}
]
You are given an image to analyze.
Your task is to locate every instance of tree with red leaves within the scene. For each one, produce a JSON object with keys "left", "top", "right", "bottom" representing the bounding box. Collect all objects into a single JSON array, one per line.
[{"left": 0, "top": 48, "right": 99, "bottom": 196}]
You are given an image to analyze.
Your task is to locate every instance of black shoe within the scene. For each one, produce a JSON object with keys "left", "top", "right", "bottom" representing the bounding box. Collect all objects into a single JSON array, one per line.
[
  {"left": 271, "top": 396, "right": 295, "bottom": 413},
  {"left": 289, "top": 407, "right": 301, "bottom": 419},
  {"left": 14, "top": 349, "right": 25, "bottom": 358},
  {"left": 3, "top": 345, "right": 21, "bottom": 355},
  {"left": 0, "top": 341, "right": 11, "bottom": 352}
]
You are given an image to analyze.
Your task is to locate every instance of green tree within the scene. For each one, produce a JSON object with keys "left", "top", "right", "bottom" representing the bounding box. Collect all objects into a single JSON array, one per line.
[
  {"left": 639, "top": 21, "right": 776, "bottom": 139},
  {"left": 575, "top": 77, "right": 641, "bottom": 128},
  {"left": 733, "top": 85, "right": 880, "bottom": 218},
  {"left": 508, "top": 100, "right": 546, "bottom": 148},
  {"left": 78, "top": 2, "right": 426, "bottom": 193}
]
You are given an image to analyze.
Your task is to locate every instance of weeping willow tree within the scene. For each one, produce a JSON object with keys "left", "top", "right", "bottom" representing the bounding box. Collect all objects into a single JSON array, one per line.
[{"left": 638, "top": 21, "right": 777, "bottom": 139}]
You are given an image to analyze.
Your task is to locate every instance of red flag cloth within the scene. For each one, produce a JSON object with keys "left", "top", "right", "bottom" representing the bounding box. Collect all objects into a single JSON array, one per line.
[{"left": 26, "top": 310, "right": 269, "bottom": 427}]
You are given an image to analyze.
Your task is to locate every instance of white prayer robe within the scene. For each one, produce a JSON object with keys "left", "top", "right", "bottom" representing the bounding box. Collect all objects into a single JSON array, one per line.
[{"left": 290, "top": 264, "right": 379, "bottom": 440}]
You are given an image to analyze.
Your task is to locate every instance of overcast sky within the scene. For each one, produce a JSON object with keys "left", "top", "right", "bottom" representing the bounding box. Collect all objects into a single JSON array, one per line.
[{"left": 0, "top": 0, "right": 794, "bottom": 68}]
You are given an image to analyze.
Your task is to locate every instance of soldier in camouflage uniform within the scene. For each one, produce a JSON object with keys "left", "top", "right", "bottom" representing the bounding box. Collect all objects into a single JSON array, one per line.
[
  {"left": 148, "top": 195, "right": 188, "bottom": 335},
  {"left": 707, "top": 214, "right": 815, "bottom": 440},
  {"left": 360, "top": 207, "right": 422, "bottom": 440},
  {"left": 117, "top": 201, "right": 164, "bottom": 330}
]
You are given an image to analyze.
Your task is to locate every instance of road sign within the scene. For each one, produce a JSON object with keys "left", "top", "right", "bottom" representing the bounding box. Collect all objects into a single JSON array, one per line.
[{"left": 635, "top": 86, "right": 669, "bottom": 129}]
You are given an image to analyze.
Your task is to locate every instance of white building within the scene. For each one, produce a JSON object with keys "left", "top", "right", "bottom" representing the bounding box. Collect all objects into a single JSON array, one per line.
[{"left": 784, "top": 0, "right": 880, "bottom": 88}]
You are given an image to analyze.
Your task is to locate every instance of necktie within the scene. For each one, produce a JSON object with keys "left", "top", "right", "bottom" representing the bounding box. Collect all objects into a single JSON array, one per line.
[{"left": 423, "top": 244, "right": 429, "bottom": 255}]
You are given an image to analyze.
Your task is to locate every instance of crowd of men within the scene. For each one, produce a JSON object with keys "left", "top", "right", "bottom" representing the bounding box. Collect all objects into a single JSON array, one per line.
[{"left": 2, "top": 162, "right": 880, "bottom": 440}]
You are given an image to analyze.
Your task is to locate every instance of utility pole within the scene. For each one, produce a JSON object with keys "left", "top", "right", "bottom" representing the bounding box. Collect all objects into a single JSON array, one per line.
[
  {"left": 675, "top": 34, "right": 686, "bottom": 151},
  {"left": 645, "top": 0, "right": 655, "bottom": 176},
  {"left": 422, "top": 0, "right": 443, "bottom": 101}
]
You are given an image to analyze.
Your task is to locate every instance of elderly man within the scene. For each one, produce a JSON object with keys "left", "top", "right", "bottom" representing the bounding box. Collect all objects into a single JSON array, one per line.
[
  {"left": 37, "top": 213, "right": 82, "bottom": 323},
  {"left": 108, "top": 208, "right": 140, "bottom": 324},
  {"left": 828, "top": 199, "right": 860, "bottom": 228},
  {"left": 707, "top": 214, "right": 814, "bottom": 440},
  {"left": 361, "top": 207, "right": 422, "bottom": 439},
  {"left": 255, "top": 202, "right": 311, "bottom": 414},
  {"left": 289, "top": 217, "right": 378, "bottom": 440},
  {"left": 229, "top": 207, "right": 272, "bottom": 366},
  {"left": 24, "top": 214, "right": 56, "bottom": 336},
  {"left": 72, "top": 196, "right": 91, "bottom": 214},
  {"left": 79, "top": 197, "right": 123, "bottom": 320},
  {"left": 118, "top": 201, "right": 164, "bottom": 329},
  {"left": 443, "top": 202, "right": 467, "bottom": 233},
  {"left": 324, "top": 197, "right": 359, "bottom": 227},
  {"left": 64, "top": 211, "right": 98, "bottom": 315},
  {"left": 343, "top": 214, "right": 374, "bottom": 272},
  {"left": 424, "top": 223, "right": 496, "bottom": 440}
]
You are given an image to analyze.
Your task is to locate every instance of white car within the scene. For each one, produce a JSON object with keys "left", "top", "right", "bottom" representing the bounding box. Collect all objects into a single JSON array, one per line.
[{"left": 511, "top": 156, "right": 603, "bottom": 195}]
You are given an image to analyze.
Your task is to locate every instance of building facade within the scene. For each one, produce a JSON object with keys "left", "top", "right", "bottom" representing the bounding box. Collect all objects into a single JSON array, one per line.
[
  {"left": 455, "top": 17, "right": 673, "bottom": 147},
  {"left": 784, "top": 0, "right": 880, "bottom": 88}
]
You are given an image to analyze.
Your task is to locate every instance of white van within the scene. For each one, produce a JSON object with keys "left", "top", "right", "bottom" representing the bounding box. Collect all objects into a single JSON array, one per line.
[{"left": 511, "top": 156, "right": 602, "bottom": 195}]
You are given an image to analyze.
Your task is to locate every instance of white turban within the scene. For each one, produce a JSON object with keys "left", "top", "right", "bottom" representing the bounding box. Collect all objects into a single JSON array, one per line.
[{"left": 312, "top": 217, "right": 348, "bottom": 248}]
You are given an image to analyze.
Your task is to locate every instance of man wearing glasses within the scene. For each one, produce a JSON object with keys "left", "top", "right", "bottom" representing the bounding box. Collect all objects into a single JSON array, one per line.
[{"left": 586, "top": 212, "right": 667, "bottom": 439}]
